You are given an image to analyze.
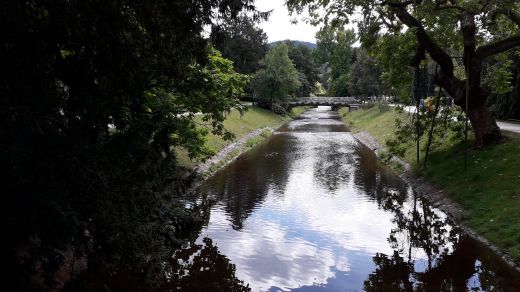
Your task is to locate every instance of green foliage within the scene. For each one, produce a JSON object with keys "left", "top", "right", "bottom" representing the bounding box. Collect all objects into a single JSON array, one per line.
[
  {"left": 340, "top": 104, "right": 466, "bottom": 171},
  {"left": 288, "top": 105, "right": 312, "bottom": 118},
  {"left": 342, "top": 105, "right": 520, "bottom": 263},
  {"left": 329, "top": 29, "right": 356, "bottom": 79},
  {"left": 370, "top": 32, "right": 416, "bottom": 103},
  {"left": 314, "top": 82, "right": 327, "bottom": 95},
  {"left": 483, "top": 53, "right": 514, "bottom": 95},
  {"left": 1, "top": 0, "right": 254, "bottom": 289},
  {"left": 487, "top": 50, "right": 520, "bottom": 119},
  {"left": 329, "top": 73, "right": 350, "bottom": 96},
  {"left": 314, "top": 26, "right": 355, "bottom": 96},
  {"left": 185, "top": 49, "right": 249, "bottom": 147},
  {"left": 211, "top": 14, "right": 269, "bottom": 74},
  {"left": 176, "top": 106, "right": 306, "bottom": 170},
  {"left": 376, "top": 101, "right": 390, "bottom": 113},
  {"left": 285, "top": 40, "right": 320, "bottom": 96},
  {"left": 288, "top": 0, "right": 519, "bottom": 53},
  {"left": 288, "top": 0, "right": 520, "bottom": 137},
  {"left": 252, "top": 43, "right": 301, "bottom": 107},
  {"left": 245, "top": 135, "right": 265, "bottom": 148},
  {"left": 339, "top": 106, "right": 398, "bottom": 146},
  {"left": 386, "top": 101, "right": 467, "bottom": 165},
  {"left": 423, "top": 133, "right": 520, "bottom": 264},
  {"left": 349, "top": 49, "right": 383, "bottom": 97}
]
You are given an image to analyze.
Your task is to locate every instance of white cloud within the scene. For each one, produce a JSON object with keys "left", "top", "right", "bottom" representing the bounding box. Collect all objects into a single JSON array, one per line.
[
  {"left": 255, "top": 0, "right": 321, "bottom": 43},
  {"left": 192, "top": 111, "right": 440, "bottom": 290},
  {"left": 196, "top": 132, "right": 397, "bottom": 290}
]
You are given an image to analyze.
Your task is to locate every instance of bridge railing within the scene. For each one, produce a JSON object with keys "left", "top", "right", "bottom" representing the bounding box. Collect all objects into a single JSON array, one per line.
[{"left": 288, "top": 96, "right": 361, "bottom": 104}]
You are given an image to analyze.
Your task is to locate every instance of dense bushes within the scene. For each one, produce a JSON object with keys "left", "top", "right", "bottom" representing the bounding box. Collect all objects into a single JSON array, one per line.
[{"left": 1, "top": 0, "right": 252, "bottom": 289}]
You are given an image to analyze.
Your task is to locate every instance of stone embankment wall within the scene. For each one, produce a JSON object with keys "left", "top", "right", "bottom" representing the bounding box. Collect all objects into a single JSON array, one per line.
[{"left": 352, "top": 130, "right": 520, "bottom": 273}]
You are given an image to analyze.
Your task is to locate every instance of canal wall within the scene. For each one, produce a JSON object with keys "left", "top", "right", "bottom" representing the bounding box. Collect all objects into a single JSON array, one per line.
[
  {"left": 183, "top": 127, "right": 275, "bottom": 193},
  {"left": 195, "top": 127, "right": 274, "bottom": 177},
  {"left": 352, "top": 130, "right": 520, "bottom": 273},
  {"left": 185, "top": 107, "right": 310, "bottom": 192}
]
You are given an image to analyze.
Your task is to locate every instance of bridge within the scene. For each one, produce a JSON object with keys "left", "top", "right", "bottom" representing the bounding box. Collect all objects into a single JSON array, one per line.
[{"left": 288, "top": 97, "right": 363, "bottom": 110}]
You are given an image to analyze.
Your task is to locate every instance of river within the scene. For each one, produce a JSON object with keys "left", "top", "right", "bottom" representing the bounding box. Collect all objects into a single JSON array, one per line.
[{"left": 170, "top": 107, "right": 520, "bottom": 291}]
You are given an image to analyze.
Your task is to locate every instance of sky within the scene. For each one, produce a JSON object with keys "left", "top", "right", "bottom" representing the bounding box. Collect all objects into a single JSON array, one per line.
[{"left": 255, "top": 0, "right": 321, "bottom": 43}]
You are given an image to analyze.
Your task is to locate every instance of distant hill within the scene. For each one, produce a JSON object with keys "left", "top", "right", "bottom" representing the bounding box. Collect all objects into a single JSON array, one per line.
[{"left": 268, "top": 40, "right": 317, "bottom": 49}]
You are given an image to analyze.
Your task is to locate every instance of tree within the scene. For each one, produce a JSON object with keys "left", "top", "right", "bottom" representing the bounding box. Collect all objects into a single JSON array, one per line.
[
  {"left": 211, "top": 14, "right": 269, "bottom": 74},
  {"left": 285, "top": 40, "right": 320, "bottom": 96},
  {"left": 1, "top": 0, "right": 253, "bottom": 289},
  {"left": 370, "top": 33, "right": 416, "bottom": 103},
  {"left": 288, "top": 0, "right": 520, "bottom": 146},
  {"left": 252, "top": 43, "right": 301, "bottom": 110},
  {"left": 349, "top": 49, "right": 383, "bottom": 99},
  {"left": 487, "top": 49, "right": 520, "bottom": 120},
  {"left": 314, "top": 26, "right": 356, "bottom": 96}
]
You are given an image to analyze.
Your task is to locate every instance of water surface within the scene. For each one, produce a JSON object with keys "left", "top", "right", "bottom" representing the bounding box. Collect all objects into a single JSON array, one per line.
[{"left": 174, "top": 107, "right": 520, "bottom": 291}]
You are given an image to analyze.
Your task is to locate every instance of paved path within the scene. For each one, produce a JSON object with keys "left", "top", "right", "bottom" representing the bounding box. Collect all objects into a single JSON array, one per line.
[
  {"left": 390, "top": 104, "right": 520, "bottom": 134},
  {"left": 497, "top": 121, "right": 520, "bottom": 134}
]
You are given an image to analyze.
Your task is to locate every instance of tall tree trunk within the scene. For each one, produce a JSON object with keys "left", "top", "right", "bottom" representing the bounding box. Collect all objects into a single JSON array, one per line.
[
  {"left": 436, "top": 71, "right": 502, "bottom": 147},
  {"left": 391, "top": 6, "right": 503, "bottom": 147},
  {"left": 451, "top": 82, "right": 502, "bottom": 147},
  {"left": 467, "top": 103, "right": 502, "bottom": 145},
  {"left": 459, "top": 13, "right": 502, "bottom": 146}
]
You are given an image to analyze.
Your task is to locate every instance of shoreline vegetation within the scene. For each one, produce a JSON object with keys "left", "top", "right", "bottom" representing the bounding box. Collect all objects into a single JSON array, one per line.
[
  {"left": 339, "top": 105, "right": 520, "bottom": 268},
  {"left": 8, "top": 0, "right": 520, "bottom": 289},
  {"left": 177, "top": 105, "right": 308, "bottom": 178}
]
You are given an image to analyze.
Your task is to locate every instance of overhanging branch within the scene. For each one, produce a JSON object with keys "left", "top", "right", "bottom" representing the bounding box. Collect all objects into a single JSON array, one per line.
[
  {"left": 490, "top": 8, "right": 520, "bottom": 27},
  {"left": 378, "top": 14, "right": 400, "bottom": 31},
  {"left": 434, "top": 0, "right": 465, "bottom": 12},
  {"left": 390, "top": 6, "right": 455, "bottom": 75},
  {"left": 380, "top": 0, "right": 416, "bottom": 8},
  {"left": 476, "top": 35, "right": 520, "bottom": 58}
]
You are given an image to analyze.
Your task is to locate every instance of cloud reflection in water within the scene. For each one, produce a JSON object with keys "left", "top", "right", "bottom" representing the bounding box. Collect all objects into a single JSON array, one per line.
[{"left": 198, "top": 117, "right": 402, "bottom": 291}]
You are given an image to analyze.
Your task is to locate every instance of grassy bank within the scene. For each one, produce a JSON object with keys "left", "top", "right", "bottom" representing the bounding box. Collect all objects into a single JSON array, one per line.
[
  {"left": 339, "top": 105, "right": 398, "bottom": 147},
  {"left": 340, "top": 105, "right": 520, "bottom": 263},
  {"left": 177, "top": 105, "right": 308, "bottom": 170}
]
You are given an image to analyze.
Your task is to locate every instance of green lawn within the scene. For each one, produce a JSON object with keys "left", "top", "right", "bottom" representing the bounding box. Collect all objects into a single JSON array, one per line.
[
  {"left": 425, "top": 134, "right": 520, "bottom": 262},
  {"left": 339, "top": 105, "right": 399, "bottom": 143},
  {"left": 177, "top": 105, "right": 308, "bottom": 170},
  {"left": 340, "top": 106, "right": 520, "bottom": 263}
]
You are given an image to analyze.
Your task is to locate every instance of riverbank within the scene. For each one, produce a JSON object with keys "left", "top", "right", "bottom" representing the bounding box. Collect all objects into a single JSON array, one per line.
[
  {"left": 177, "top": 105, "right": 308, "bottom": 177},
  {"left": 340, "top": 106, "right": 520, "bottom": 268}
]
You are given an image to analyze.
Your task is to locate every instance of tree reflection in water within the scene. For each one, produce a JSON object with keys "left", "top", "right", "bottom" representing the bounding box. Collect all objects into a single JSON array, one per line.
[
  {"left": 80, "top": 236, "right": 250, "bottom": 292},
  {"left": 196, "top": 133, "right": 297, "bottom": 231},
  {"left": 169, "top": 237, "right": 250, "bottom": 291},
  {"left": 365, "top": 190, "right": 513, "bottom": 291}
]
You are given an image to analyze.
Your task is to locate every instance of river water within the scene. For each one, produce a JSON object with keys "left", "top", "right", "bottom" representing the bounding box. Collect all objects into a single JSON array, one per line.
[{"left": 172, "top": 107, "right": 520, "bottom": 291}]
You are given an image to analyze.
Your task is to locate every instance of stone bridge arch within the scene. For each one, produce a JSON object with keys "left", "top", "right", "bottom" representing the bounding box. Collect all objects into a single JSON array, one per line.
[{"left": 287, "top": 97, "right": 363, "bottom": 111}]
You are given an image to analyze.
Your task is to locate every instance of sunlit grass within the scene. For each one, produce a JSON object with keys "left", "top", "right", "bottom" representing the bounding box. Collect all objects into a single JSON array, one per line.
[
  {"left": 424, "top": 133, "right": 520, "bottom": 262},
  {"left": 176, "top": 105, "right": 308, "bottom": 170},
  {"left": 339, "top": 106, "right": 399, "bottom": 144}
]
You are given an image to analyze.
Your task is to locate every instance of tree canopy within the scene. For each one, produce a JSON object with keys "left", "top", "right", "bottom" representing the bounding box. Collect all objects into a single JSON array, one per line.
[
  {"left": 211, "top": 14, "right": 269, "bottom": 74},
  {"left": 1, "top": 0, "right": 254, "bottom": 289},
  {"left": 349, "top": 49, "right": 383, "bottom": 98},
  {"left": 487, "top": 50, "right": 520, "bottom": 120},
  {"left": 288, "top": 0, "right": 520, "bottom": 146},
  {"left": 314, "top": 26, "right": 356, "bottom": 96},
  {"left": 285, "top": 40, "right": 320, "bottom": 96},
  {"left": 252, "top": 43, "right": 301, "bottom": 109}
]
